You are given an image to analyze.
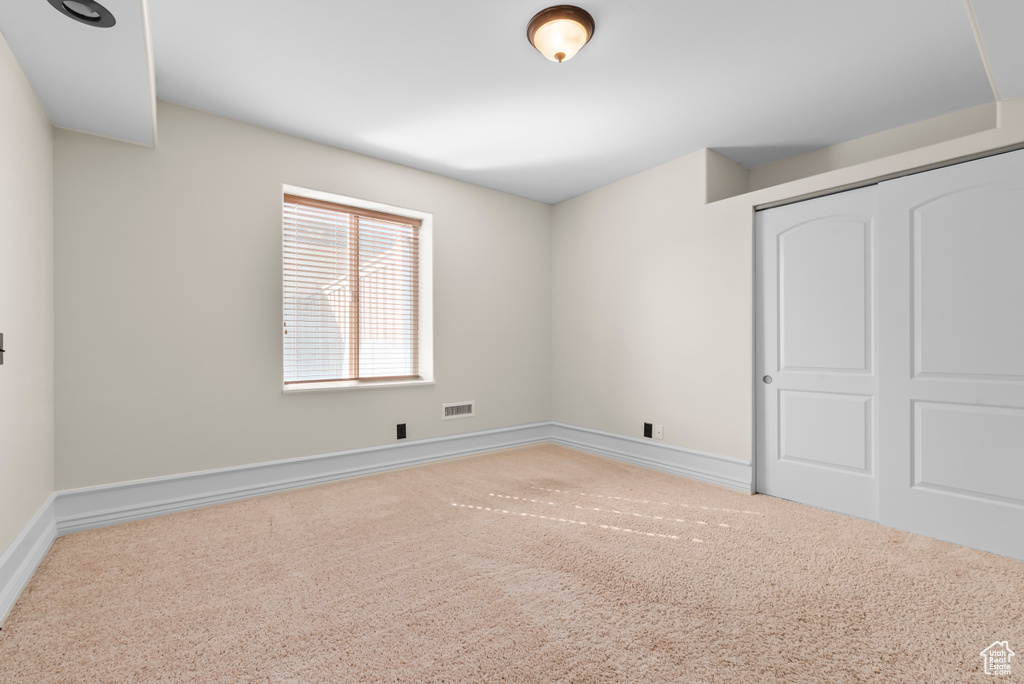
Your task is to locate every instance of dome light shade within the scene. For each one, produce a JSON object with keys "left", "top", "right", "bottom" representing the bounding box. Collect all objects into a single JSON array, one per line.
[{"left": 527, "top": 6, "right": 595, "bottom": 63}]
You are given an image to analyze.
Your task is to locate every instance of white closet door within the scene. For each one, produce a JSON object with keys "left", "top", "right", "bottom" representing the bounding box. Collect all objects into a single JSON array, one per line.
[
  {"left": 878, "top": 151, "right": 1024, "bottom": 560},
  {"left": 756, "top": 186, "right": 880, "bottom": 520}
]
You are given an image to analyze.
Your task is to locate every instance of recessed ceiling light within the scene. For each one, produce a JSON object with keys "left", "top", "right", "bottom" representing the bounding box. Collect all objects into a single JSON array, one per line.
[
  {"left": 527, "top": 5, "right": 595, "bottom": 63},
  {"left": 47, "top": 0, "right": 116, "bottom": 28}
]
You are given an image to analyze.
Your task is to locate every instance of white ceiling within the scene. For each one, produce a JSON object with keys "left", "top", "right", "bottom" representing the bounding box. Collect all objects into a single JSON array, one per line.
[{"left": 2, "top": 1, "right": 1022, "bottom": 203}]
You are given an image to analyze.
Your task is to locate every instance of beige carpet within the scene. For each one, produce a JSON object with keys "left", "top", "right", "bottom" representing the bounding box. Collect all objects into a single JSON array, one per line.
[{"left": 1, "top": 444, "right": 1021, "bottom": 683}]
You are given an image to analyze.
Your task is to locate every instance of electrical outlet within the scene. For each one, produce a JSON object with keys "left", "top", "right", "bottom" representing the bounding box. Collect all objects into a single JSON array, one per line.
[
  {"left": 654, "top": 424, "right": 664, "bottom": 440},
  {"left": 396, "top": 423, "right": 407, "bottom": 440},
  {"left": 643, "top": 422, "right": 653, "bottom": 438}
]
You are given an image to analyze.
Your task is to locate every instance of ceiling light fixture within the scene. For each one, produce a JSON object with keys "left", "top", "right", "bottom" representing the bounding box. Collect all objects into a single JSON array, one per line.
[
  {"left": 527, "top": 5, "right": 595, "bottom": 63},
  {"left": 47, "top": 0, "right": 116, "bottom": 28}
]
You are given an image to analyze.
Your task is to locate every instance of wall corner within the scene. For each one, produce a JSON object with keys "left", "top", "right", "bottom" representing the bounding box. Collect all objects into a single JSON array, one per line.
[{"left": 704, "top": 149, "right": 751, "bottom": 204}]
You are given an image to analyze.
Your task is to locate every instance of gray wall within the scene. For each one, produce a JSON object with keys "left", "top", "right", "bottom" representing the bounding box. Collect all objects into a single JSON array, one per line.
[
  {"left": 0, "top": 33, "right": 54, "bottom": 551},
  {"left": 551, "top": 151, "right": 753, "bottom": 460},
  {"left": 549, "top": 100, "right": 1024, "bottom": 464},
  {"left": 49, "top": 93, "right": 1024, "bottom": 490},
  {"left": 54, "top": 102, "right": 552, "bottom": 490}
]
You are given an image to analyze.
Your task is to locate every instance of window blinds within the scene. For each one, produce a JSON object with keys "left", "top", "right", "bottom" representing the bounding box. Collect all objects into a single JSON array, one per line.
[{"left": 283, "top": 194, "right": 421, "bottom": 385}]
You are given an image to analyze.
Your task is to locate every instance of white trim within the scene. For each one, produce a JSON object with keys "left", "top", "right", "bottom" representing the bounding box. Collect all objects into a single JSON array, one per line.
[
  {"left": 283, "top": 379, "right": 435, "bottom": 394},
  {"left": 750, "top": 202, "right": 761, "bottom": 495},
  {"left": 549, "top": 422, "right": 753, "bottom": 493},
  {"left": 281, "top": 185, "right": 432, "bottom": 224},
  {"left": 2, "top": 422, "right": 753, "bottom": 623},
  {"left": 53, "top": 423, "right": 551, "bottom": 535},
  {"left": 52, "top": 421, "right": 753, "bottom": 537},
  {"left": 0, "top": 495, "right": 57, "bottom": 626}
]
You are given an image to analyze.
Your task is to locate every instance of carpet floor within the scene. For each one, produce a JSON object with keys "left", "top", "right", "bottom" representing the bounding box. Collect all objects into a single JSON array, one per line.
[{"left": 0, "top": 444, "right": 1021, "bottom": 683}]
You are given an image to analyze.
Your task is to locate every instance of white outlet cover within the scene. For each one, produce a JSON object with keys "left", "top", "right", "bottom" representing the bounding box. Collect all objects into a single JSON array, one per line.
[{"left": 654, "top": 424, "right": 664, "bottom": 440}]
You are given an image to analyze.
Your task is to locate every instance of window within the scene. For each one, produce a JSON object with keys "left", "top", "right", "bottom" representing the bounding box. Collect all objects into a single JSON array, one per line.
[{"left": 283, "top": 188, "right": 432, "bottom": 390}]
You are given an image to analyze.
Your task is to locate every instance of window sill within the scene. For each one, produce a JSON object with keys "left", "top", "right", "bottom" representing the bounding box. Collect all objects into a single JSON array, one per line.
[{"left": 282, "top": 378, "right": 435, "bottom": 394}]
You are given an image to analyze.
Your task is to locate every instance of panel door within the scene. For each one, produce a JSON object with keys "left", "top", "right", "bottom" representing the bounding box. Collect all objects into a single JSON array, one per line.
[
  {"left": 878, "top": 150, "right": 1024, "bottom": 560},
  {"left": 756, "top": 186, "right": 880, "bottom": 520}
]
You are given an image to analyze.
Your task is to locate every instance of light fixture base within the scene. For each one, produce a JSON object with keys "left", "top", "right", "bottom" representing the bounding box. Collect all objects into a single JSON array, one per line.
[
  {"left": 527, "top": 5, "right": 595, "bottom": 63},
  {"left": 47, "top": 0, "right": 116, "bottom": 28}
]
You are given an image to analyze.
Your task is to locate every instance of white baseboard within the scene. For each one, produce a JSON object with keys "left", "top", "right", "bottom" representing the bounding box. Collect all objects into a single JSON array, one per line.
[
  {"left": 53, "top": 422, "right": 553, "bottom": 535},
  {"left": 2, "top": 421, "right": 751, "bottom": 624},
  {"left": 549, "top": 422, "right": 753, "bottom": 493},
  {"left": 51, "top": 421, "right": 752, "bottom": 537},
  {"left": 0, "top": 495, "right": 57, "bottom": 626}
]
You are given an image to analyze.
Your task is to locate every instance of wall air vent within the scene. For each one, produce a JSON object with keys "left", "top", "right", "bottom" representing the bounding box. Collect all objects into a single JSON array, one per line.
[{"left": 442, "top": 401, "right": 475, "bottom": 420}]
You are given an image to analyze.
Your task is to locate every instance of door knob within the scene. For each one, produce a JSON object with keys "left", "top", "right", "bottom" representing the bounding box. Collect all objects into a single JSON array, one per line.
[{"left": 763, "top": 375, "right": 773, "bottom": 384}]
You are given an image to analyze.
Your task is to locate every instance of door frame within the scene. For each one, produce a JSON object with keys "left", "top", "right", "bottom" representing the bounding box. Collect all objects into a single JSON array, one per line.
[{"left": 749, "top": 144, "right": 1024, "bottom": 496}]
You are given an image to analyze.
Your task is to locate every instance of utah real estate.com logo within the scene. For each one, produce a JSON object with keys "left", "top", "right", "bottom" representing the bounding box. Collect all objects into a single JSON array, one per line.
[{"left": 980, "top": 641, "right": 1015, "bottom": 676}]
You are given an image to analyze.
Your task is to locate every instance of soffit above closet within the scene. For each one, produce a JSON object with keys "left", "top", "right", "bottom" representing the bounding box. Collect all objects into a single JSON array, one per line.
[
  {"left": 970, "top": 0, "right": 1024, "bottom": 99},
  {"left": 2, "top": 1, "right": 1023, "bottom": 203},
  {"left": 0, "top": 0, "right": 154, "bottom": 146}
]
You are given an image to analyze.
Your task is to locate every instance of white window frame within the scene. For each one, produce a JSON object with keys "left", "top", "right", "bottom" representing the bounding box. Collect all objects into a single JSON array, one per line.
[{"left": 282, "top": 184, "right": 434, "bottom": 392}]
